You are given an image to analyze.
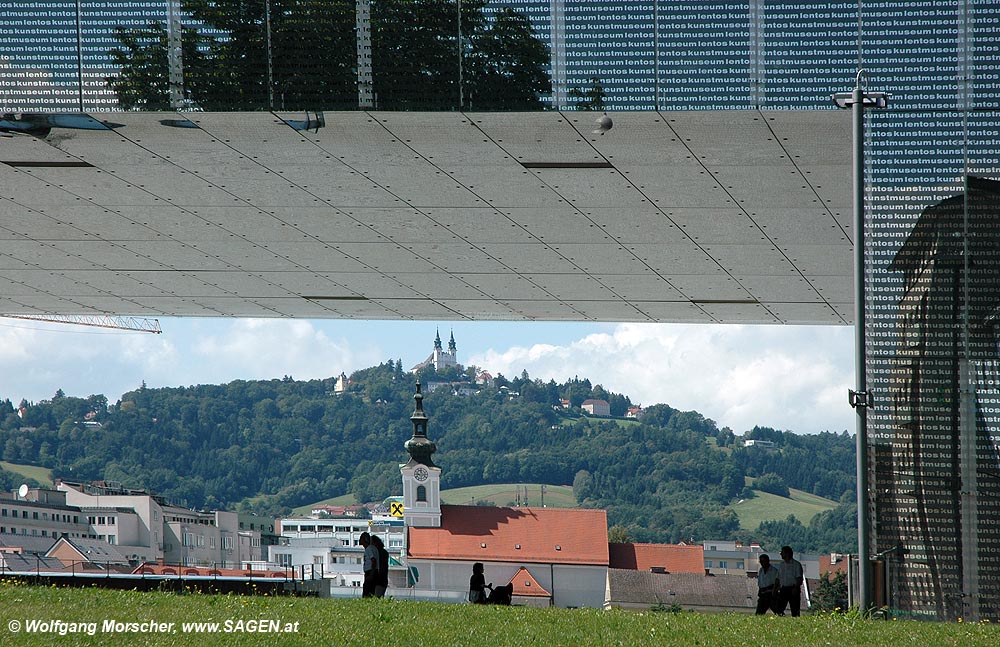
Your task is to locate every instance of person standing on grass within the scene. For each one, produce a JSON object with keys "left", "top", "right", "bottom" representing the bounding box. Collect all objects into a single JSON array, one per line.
[
  {"left": 775, "top": 545, "right": 804, "bottom": 616},
  {"left": 372, "top": 534, "right": 389, "bottom": 598},
  {"left": 360, "top": 532, "right": 379, "bottom": 598},
  {"left": 755, "top": 554, "right": 780, "bottom": 615}
]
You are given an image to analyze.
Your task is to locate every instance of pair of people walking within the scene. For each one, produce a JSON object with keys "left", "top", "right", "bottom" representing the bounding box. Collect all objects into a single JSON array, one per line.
[{"left": 756, "top": 545, "right": 804, "bottom": 616}]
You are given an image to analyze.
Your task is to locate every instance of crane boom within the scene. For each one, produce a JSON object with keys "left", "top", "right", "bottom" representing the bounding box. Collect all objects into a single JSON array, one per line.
[{"left": 1, "top": 314, "right": 162, "bottom": 334}]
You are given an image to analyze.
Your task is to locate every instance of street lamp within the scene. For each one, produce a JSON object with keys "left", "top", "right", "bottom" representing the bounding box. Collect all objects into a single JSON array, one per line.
[{"left": 831, "top": 69, "right": 889, "bottom": 615}]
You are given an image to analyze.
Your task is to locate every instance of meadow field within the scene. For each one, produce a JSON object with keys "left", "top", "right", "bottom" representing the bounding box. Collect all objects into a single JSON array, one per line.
[{"left": 0, "top": 581, "right": 994, "bottom": 647}]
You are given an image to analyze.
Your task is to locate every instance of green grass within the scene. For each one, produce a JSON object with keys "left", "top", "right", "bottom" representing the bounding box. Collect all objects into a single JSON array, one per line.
[
  {"left": 294, "top": 483, "right": 576, "bottom": 516},
  {"left": 440, "top": 483, "right": 575, "bottom": 508},
  {"left": 732, "top": 487, "right": 838, "bottom": 530},
  {"left": 0, "top": 461, "right": 53, "bottom": 487},
  {"left": 0, "top": 583, "right": 995, "bottom": 647}
]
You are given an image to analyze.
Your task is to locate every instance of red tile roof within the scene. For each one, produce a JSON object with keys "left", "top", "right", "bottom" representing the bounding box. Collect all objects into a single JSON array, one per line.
[
  {"left": 508, "top": 566, "right": 551, "bottom": 597},
  {"left": 608, "top": 542, "right": 705, "bottom": 574},
  {"left": 408, "top": 505, "right": 609, "bottom": 565},
  {"left": 819, "top": 554, "right": 849, "bottom": 576}
]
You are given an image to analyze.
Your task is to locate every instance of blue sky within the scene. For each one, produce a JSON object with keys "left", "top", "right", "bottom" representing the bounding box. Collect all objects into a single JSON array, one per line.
[{"left": 0, "top": 318, "right": 855, "bottom": 435}]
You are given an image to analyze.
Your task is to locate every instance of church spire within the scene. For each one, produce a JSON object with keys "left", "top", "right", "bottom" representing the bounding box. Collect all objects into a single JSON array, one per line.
[
  {"left": 434, "top": 329, "right": 443, "bottom": 351},
  {"left": 448, "top": 330, "right": 456, "bottom": 353},
  {"left": 404, "top": 381, "right": 437, "bottom": 466}
]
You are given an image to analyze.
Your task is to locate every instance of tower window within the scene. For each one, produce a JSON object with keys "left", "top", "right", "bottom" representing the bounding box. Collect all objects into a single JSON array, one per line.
[{"left": 416, "top": 485, "right": 427, "bottom": 502}]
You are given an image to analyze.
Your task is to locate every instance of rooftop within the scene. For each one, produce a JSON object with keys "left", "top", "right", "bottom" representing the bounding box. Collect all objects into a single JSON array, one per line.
[{"left": 408, "top": 505, "right": 609, "bottom": 565}]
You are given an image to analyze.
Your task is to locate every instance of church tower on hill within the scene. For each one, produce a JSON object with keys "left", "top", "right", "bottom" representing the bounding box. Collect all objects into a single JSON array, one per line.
[
  {"left": 400, "top": 381, "right": 441, "bottom": 527},
  {"left": 410, "top": 329, "right": 459, "bottom": 373}
]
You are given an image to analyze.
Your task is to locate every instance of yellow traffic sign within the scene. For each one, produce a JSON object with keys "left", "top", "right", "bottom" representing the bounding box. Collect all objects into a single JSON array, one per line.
[{"left": 390, "top": 502, "right": 404, "bottom": 517}]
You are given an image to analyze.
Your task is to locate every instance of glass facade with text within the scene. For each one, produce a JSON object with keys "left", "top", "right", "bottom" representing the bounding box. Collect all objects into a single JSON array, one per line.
[{"left": 3, "top": 0, "right": 1000, "bottom": 621}]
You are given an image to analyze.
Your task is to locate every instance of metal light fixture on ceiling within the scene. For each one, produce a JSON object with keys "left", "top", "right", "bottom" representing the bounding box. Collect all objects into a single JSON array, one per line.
[{"left": 592, "top": 113, "right": 613, "bottom": 135}]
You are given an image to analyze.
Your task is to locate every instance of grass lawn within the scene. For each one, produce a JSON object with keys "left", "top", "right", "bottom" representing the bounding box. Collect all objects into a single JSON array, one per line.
[
  {"left": 0, "top": 461, "right": 53, "bottom": 487},
  {"left": 732, "top": 487, "right": 838, "bottom": 530},
  {"left": 1, "top": 584, "right": 994, "bottom": 647},
  {"left": 294, "top": 483, "right": 576, "bottom": 516},
  {"left": 440, "top": 483, "right": 575, "bottom": 508}
]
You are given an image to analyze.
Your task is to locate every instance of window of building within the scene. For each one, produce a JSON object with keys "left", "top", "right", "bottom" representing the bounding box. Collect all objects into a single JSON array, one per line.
[
  {"left": 276, "top": 553, "right": 292, "bottom": 567},
  {"left": 719, "top": 560, "right": 728, "bottom": 569},
  {"left": 1, "top": 509, "right": 5, "bottom": 516},
  {"left": 704, "top": 560, "right": 712, "bottom": 568},
  {"left": 417, "top": 485, "right": 427, "bottom": 502},
  {"left": 108, "top": 535, "right": 116, "bottom": 545},
  {"left": 21, "top": 511, "right": 28, "bottom": 519},
  {"left": 33, "top": 511, "right": 39, "bottom": 519},
  {"left": 313, "top": 555, "right": 323, "bottom": 565},
  {"left": 223, "top": 536, "right": 234, "bottom": 550}
]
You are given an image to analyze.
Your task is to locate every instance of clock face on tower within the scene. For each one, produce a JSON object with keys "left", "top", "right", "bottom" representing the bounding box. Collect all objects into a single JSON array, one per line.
[{"left": 414, "top": 466, "right": 429, "bottom": 482}]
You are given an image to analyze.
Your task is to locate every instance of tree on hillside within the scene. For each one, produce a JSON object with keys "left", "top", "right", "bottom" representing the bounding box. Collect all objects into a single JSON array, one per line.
[
  {"left": 608, "top": 525, "right": 630, "bottom": 543},
  {"left": 752, "top": 473, "right": 790, "bottom": 497}
]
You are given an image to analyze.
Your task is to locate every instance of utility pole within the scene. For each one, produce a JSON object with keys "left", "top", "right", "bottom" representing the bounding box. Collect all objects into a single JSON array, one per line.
[{"left": 832, "top": 70, "right": 889, "bottom": 614}]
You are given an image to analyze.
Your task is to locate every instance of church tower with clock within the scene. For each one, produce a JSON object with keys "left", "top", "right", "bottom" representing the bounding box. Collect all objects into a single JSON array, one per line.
[{"left": 400, "top": 382, "right": 442, "bottom": 527}]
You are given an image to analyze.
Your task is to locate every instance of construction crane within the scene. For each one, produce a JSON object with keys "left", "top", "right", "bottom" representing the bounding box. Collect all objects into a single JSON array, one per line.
[{"left": 0, "top": 314, "right": 162, "bottom": 334}]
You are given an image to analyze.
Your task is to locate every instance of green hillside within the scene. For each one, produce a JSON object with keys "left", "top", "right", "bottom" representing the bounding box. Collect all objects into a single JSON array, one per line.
[
  {"left": 0, "top": 460, "right": 54, "bottom": 487},
  {"left": 0, "top": 365, "right": 858, "bottom": 552},
  {"left": 293, "top": 483, "right": 576, "bottom": 516},
  {"left": 733, "top": 487, "right": 838, "bottom": 530}
]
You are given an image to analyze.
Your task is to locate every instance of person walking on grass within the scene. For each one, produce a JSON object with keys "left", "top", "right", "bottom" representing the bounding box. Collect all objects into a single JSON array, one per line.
[
  {"left": 755, "top": 554, "right": 780, "bottom": 615},
  {"left": 775, "top": 545, "right": 804, "bottom": 616}
]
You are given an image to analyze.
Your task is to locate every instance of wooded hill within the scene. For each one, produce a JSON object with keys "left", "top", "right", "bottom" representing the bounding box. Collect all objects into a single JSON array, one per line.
[{"left": 0, "top": 361, "right": 858, "bottom": 552}]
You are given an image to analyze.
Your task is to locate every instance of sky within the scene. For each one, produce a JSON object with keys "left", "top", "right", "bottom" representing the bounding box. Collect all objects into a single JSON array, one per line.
[{"left": 0, "top": 317, "right": 856, "bottom": 435}]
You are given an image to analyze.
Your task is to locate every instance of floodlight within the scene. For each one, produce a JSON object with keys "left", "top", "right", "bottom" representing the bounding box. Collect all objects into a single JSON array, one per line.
[{"left": 592, "top": 114, "right": 612, "bottom": 135}]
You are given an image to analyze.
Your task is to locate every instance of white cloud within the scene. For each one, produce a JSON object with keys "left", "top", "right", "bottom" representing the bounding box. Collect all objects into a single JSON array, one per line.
[
  {"left": 186, "top": 319, "right": 381, "bottom": 384},
  {"left": 0, "top": 318, "right": 382, "bottom": 405},
  {"left": 467, "top": 323, "right": 855, "bottom": 434}
]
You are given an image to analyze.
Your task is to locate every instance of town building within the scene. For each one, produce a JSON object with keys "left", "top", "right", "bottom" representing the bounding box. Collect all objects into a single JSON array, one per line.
[
  {"left": 609, "top": 542, "right": 704, "bottom": 574},
  {"left": 702, "top": 540, "right": 766, "bottom": 575},
  {"left": 606, "top": 570, "right": 759, "bottom": 613},
  {"left": 399, "top": 382, "right": 609, "bottom": 608},
  {"left": 269, "top": 515, "right": 405, "bottom": 589},
  {"left": 0, "top": 487, "right": 91, "bottom": 543},
  {"left": 580, "top": 399, "right": 610, "bottom": 417},
  {"left": 57, "top": 481, "right": 264, "bottom": 568}
]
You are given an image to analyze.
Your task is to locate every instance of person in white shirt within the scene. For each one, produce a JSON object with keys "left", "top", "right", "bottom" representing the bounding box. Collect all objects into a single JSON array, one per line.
[
  {"left": 755, "top": 554, "right": 780, "bottom": 615},
  {"left": 775, "top": 545, "right": 804, "bottom": 616}
]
